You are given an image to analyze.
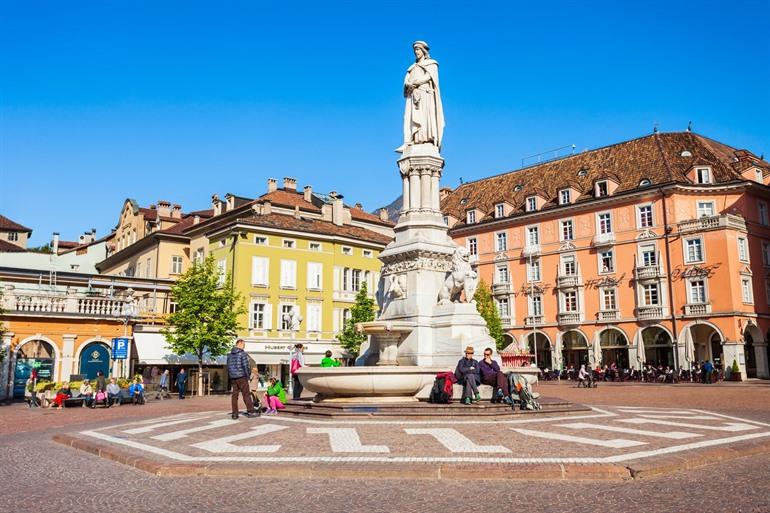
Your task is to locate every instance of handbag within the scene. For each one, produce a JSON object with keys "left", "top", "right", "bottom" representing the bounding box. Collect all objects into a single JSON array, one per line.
[
  {"left": 95, "top": 391, "right": 106, "bottom": 401},
  {"left": 290, "top": 358, "right": 301, "bottom": 375}
]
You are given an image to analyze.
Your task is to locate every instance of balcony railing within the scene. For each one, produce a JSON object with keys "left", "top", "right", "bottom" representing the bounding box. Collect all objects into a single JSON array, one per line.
[
  {"left": 492, "top": 282, "right": 511, "bottom": 295},
  {"left": 634, "top": 265, "right": 662, "bottom": 281},
  {"left": 592, "top": 232, "right": 616, "bottom": 247},
  {"left": 683, "top": 303, "right": 712, "bottom": 316},
  {"left": 524, "top": 315, "right": 544, "bottom": 326},
  {"left": 597, "top": 309, "right": 620, "bottom": 321},
  {"left": 678, "top": 213, "right": 747, "bottom": 234},
  {"left": 637, "top": 305, "right": 665, "bottom": 321},
  {"left": 556, "top": 275, "right": 581, "bottom": 288},
  {"left": 557, "top": 312, "right": 581, "bottom": 325},
  {"left": 500, "top": 315, "right": 512, "bottom": 328},
  {"left": 522, "top": 244, "right": 541, "bottom": 257},
  {"left": 5, "top": 290, "right": 132, "bottom": 318}
]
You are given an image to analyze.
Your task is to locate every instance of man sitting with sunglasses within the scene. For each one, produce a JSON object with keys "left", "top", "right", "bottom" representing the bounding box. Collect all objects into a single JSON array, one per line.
[{"left": 479, "top": 347, "right": 512, "bottom": 405}]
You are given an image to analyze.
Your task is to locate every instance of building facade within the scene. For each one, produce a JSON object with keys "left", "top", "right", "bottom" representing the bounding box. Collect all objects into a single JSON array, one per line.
[
  {"left": 443, "top": 132, "right": 770, "bottom": 379},
  {"left": 0, "top": 215, "right": 32, "bottom": 251}
]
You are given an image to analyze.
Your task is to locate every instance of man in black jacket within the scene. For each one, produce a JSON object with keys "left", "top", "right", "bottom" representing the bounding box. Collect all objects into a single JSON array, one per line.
[
  {"left": 227, "top": 339, "right": 260, "bottom": 419},
  {"left": 455, "top": 346, "right": 481, "bottom": 405}
]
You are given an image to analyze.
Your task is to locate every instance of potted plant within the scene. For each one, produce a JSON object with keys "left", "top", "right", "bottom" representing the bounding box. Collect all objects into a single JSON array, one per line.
[{"left": 731, "top": 360, "right": 742, "bottom": 382}]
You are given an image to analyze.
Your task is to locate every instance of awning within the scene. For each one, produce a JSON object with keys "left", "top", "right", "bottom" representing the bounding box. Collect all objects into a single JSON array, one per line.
[
  {"left": 243, "top": 340, "right": 346, "bottom": 366},
  {"left": 133, "top": 332, "right": 227, "bottom": 366}
]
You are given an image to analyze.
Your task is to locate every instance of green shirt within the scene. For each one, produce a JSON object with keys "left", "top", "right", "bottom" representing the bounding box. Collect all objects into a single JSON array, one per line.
[
  {"left": 266, "top": 381, "right": 287, "bottom": 403},
  {"left": 320, "top": 357, "right": 341, "bottom": 368}
]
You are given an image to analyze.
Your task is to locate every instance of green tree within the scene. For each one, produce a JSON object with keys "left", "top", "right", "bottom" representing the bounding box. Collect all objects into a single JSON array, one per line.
[
  {"left": 474, "top": 279, "right": 505, "bottom": 350},
  {"left": 161, "top": 256, "right": 246, "bottom": 396},
  {"left": 336, "top": 282, "right": 376, "bottom": 356}
]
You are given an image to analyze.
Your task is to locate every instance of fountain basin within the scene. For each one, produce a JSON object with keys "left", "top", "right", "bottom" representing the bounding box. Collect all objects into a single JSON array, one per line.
[{"left": 297, "top": 366, "right": 440, "bottom": 403}]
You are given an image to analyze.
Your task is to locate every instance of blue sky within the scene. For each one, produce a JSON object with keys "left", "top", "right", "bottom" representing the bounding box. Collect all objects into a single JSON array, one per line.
[{"left": 2, "top": 0, "right": 769, "bottom": 246}]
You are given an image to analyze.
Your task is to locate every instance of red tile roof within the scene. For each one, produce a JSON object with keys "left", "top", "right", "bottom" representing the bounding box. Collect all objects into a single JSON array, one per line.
[
  {"left": 258, "top": 189, "right": 322, "bottom": 212},
  {"left": 233, "top": 213, "right": 392, "bottom": 245},
  {"left": 441, "top": 132, "right": 769, "bottom": 226},
  {"left": 0, "top": 215, "right": 32, "bottom": 233},
  {"left": 349, "top": 206, "right": 395, "bottom": 227},
  {"left": 0, "top": 239, "right": 26, "bottom": 252},
  {"left": 159, "top": 216, "right": 199, "bottom": 235}
]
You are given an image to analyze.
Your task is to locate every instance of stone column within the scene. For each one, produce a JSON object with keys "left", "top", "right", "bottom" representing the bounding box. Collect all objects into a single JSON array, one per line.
[
  {"left": 420, "top": 168, "right": 431, "bottom": 212},
  {"left": 0, "top": 331, "right": 14, "bottom": 401},
  {"left": 409, "top": 172, "right": 421, "bottom": 210},
  {"left": 754, "top": 342, "right": 769, "bottom": 379},
  {"left": 61, "top": 334, "right": 77, "bottom": 382},
  {"left": 401, "top": 173, "right": 410, "bottom": 214},
  {"left": 430, "top": 170, "right": 441, "bottom": 213}
]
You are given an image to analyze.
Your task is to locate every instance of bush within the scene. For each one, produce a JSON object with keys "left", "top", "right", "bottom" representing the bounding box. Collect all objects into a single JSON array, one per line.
[{"left": 117, "top": 377, "right": 131, "bottom": 389}]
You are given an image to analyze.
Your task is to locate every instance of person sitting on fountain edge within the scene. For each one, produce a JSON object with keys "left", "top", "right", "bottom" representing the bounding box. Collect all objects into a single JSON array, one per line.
[
  {"left": 479, "top": 347, "right": 512, "bottom": 404},
  {"left": 455, "top": 346, "right": 480, "bottom": 405}
]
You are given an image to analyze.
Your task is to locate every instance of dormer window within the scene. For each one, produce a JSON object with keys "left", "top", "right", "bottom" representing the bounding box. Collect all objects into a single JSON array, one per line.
[
  {"left": 495, "top": 203, "right": 505, "bottom": 218},
  {"left": 639, "top": 179, "right": 652, "bottom": 187},
  {"left": 525, "top": 196, "right": 537, "bottom": 212},
  {"left": 514, "top": 184, "right": 523, "bottom": 192},
  {"left": 696, "top": 167, "right": 712, "bottom": 184},
  {"left": 467, "top": 210, "right": 476, "bottom": 224},
  {"left": 595, "top": 180, "right": 609, "bottom": 198},
  {"left": 578, "top": 168, "right": 588, "bottom": 177},
  {"left": 559, "top": 189, "right": 571, "bottom": 205}
]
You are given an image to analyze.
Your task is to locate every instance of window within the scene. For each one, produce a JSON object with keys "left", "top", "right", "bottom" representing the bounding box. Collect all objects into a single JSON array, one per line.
[
  {"left": 763, "top": 241, "right": 770, "bottom": 266},
  {"left": 146, "top": 257, "right": 152, "bottom": 278},
  {"left": 497, "top": 298, "right": 510, "bottom": 318},
  {"left": 526, "top": 196, "right": 537, "bottom": 212},
  {"left": 171, "top": 255, "right": 183, "bottom": 274},
  {"left": 280, "top": 305, "right": 294, "bottom": 330},
  {"left": 529, "top": 294, "right": 543, "bottom": 316},
  {"left": 255, "top": 236, "right": 268, "bottom": 245},
  {"left": 562, "top": 254, "right": 576, "bottom": 275},
  {"left": 136, "top": 262, "right": 142, "bottom": 278},
  {"left": 352, "top": 269, "right": 362, "bottom": 291},
  {"left": 467, "top": 237, "right": 478, "bottom": 256},
  {"left": 309, "top": 242, "right": 321, "bottom": 251},
  {"left": 363, "top": 249, "right": 373, "bottom": 258},
  {"left": 342, "top": 246, "right": 353, "bottom": 255},
  {"left": 217, "top": 259, "right": 226, "bottom": 286},
  {"left": 638, "top": 205, "right": 653, "bottom": 228},
  {"left": 685, "top": 238, "right": 704, "bottom": 263},
  {"left": 563, "top": 291, "right": 578, "bottom": 312},
  {"left": 280, "top": 260, "right": 297, "bottom": 288},
  {"left": 495, "top": 203, "right": 505, "bottom": 218},
  {"left": 251, "top": 256, "right": 269, "bottom": 286},
  {"left": 688, "top": 279, "right": 706, "bottom": 304},
  {"left": 8, "top": 232, "right": 18, "bottom": 241},
  {"left": 742, "top": 278, "right": 753, "bottom": 304},
  {"left": 307, "top": 262, "right": 323, "bottom": 290},
  {"left": 598, "top": 212, "right": 612, "bottom": 234},
  {"left": 640, "top": 244, "right": 657, "bottom": 267},
  {"left": 559, "top": 189, "right": 571, "bottom": 205},
  {"left": 760, "top": 202, "right": 769, "bottom": 226},
  {"left": 696, "top": 167, "right": 712, "bottom": 184},
  {"left": 639, "top": 179, "right": 652, "bottom": 187},
  {"left": 643, "top": 283, "right": 660, "bottom": 306},
  {"left": 306, "top": 303, "right": 322, "bottom": 332},
  {"left": 194, "top": 248, "right": 204, "bottom": 263},
  {"left": 599, "top": 250, "right": 615, "bottom": 273},
  {"left": 526, "top": 226, "right": 539, "bottom": 246},
  {"left": 496, "top": 232, "right": 508, "bottom": 251},
  {"left": 596, "top": 180, "right": 609, "bottom": 197},
  {"left": 560, "top": 219, "right": 574, "bottom": 241},
  {"left": 496, "top": 266, "right": 509, "bottom": 284},
  {"left": 218, "top": 239, "right": 226, "bottom": 248},
  {"left": 527, "top": 258, "right": 541, "bottom": 281},
  {"left": 467, "top": 210, "right": 476, "bottom": 224},
  {"left": 168, "top": 300, "right": 178, "bottom": 314},
  {"left": 342, "top": 267, "right": 350, "bottom": 290},
  {"left": 283, "top": 239, "right": 295, "bottom": 249},
  {"left": 765, "top": 279, "right": 770, "bottom": 305},
  {"left": 443, "top": 216, "right": 449, "bottom": 225},
  {"left": 601, "top": 288, "right": 617, "bottom": 311},
  {"left": 738, "top": 237, "right": 749, "bottom": 262},
  {"left": 697, "top": 201, "right": 716, "bottom": 218},
  {"left": 250, "top": 302, "right": 271, "bottom": 329}
]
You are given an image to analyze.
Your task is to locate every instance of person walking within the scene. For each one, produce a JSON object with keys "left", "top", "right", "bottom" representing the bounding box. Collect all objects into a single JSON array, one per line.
[
  {"left": 703, "top": 360, "right": 714, "bottom": 384},
  {"left": 175, "top": 368, "right": 188, "bottom": 399},
  {"left": 226, "top": 339, "right": 259, "bottom": 419},
  {"left": 290, "top": 344, "right": 305, "bottom": 400},
  {"left": 155, "top": 370, "right": 170, "bottom": 400}
]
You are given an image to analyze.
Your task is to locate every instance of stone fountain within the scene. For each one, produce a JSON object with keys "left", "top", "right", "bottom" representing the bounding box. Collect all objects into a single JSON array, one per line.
[{"left": 297, "top": 42, "right": 537, "bottom": 402}]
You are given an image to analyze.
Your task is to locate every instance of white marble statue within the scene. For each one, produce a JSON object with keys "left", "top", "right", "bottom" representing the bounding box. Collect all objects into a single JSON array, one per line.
[
  {"left": 397, "top": 41, "right": 445, "bottom": 152},
  {"left": 437, "top": 247, "right": 478, "bottom": 304},
  {"left": 283, "top": 306, "right": 303, "bottom": 331}
]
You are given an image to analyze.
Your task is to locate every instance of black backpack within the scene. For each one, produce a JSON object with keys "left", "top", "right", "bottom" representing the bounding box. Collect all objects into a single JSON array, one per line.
[{"left": 428, "top": 376, "right": 451, "bottom": 404}]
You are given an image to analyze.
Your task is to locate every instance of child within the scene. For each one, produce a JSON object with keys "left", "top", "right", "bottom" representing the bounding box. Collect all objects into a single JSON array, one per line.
[{"left": 263, "top": 377, "right": 287, "bottom": 415}]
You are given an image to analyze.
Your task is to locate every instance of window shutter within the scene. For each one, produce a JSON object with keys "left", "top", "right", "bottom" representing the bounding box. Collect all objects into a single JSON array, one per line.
[{"left": 263, "top": 303, "right": 272, "bottom": 329}]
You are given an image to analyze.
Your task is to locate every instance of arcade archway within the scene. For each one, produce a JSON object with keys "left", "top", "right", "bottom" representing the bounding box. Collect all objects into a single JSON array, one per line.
[
  {"left": 13, "top": 339, "right": 56, "bottom": 399},
  {"left": 561, "top": 330, "right": 589, "bottom": 369},
  {"left": 525, "top": 332, "right": 552, "bottom": 369},
  {"left": 599, "top": 328, "right": 629, "bottom": 368},
  {"left": 641, "top": 326, "right": 673, "bottom": 367}
]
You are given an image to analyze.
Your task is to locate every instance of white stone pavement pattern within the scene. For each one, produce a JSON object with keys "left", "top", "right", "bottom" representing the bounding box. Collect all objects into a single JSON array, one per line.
[{"left": 75, "top": 406, "right": 770, "bottom": 465}]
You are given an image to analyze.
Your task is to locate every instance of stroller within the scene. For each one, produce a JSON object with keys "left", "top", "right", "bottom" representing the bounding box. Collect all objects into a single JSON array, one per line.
[{"left": 506, "top": 372, "right": 542, "bottom": 411}]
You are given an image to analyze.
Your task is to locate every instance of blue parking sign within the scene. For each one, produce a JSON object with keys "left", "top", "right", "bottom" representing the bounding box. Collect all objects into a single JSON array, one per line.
[{"left": 112, "top": 337, "right": 130, "bottom": 359}]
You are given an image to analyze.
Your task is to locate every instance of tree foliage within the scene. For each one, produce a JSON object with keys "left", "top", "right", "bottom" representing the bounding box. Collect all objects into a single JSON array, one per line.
[
  {"left": 473, "top": 279, "right": 505, "bottom": 350},
  {"left": 161, "top": 256, "right": 245, "bottom": 395},
  {"left": 336, "top": 282, "right": 376, "bottom": 356}
]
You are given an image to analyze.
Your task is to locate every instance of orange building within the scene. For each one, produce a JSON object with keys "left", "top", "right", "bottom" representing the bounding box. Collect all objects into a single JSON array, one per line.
[{"left": 442, "top": 131, "right": 770, "bottom": 380}]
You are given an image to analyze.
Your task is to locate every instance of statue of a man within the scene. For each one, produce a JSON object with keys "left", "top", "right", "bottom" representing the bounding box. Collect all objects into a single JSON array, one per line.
[{"left": 398, "top": 41, "right": 445, "bottom": 152}]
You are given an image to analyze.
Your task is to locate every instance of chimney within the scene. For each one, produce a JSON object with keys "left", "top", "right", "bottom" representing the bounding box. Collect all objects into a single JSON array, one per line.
[
  {"left": 378, "top": 208, "right": 389, "bottom": 222},
  {"left": 283, "top": 177, "right": 297, "bottom": 191},
  {"left": 439, "top": 186, "right": 453, "bottom": 201},
  {"left": 157, "top": 200, "right": 171, "bottom": 218},
  {"left": 91, "top": 228, "right": 97, "bottom": 239},
  {"left": 211, "top": 194, "right": 222, "bottom": 216},
  {"left": 171, "top": 204, "right": 182, "bottom": 219},
  {"left": 193, "top": 215, "right": 201, "bottom": 225},
  {"left": 267, "top": 178, "right": 277, "bottom": 193},
  {"left": 294, "top": 205, "right": 301, "bottom": 219},
  {"left": 225, "top": 193, "right": 235, "bottom": 212},
  {"left": 303, "top": 185, "right": 313, "bottom": 202},
  {"left": 354, "top": 202, "right": 363, "bottom": 210},
  {"left": 262, "top": 200, "right": 272, "bottom": 215},
  {"left": 52, "top": 232, "right": 60, "bottom": 254},
  {"left": 332, "top": 196, "right": 344, "bottom": 226}
]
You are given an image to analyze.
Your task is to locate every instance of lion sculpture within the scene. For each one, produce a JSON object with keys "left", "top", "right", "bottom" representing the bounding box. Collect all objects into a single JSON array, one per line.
[{"left": 438, "top": 246, "right": 478, "bottom": 304}]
